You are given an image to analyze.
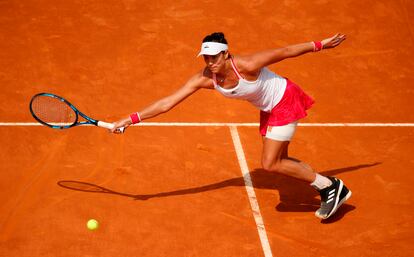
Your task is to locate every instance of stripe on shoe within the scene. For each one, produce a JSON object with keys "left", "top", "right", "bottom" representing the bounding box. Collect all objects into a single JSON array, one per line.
[
  {"left": 327, "top": 180, "right": 344, "bottom": 218},
  {"left": 327, "top": 189, "right": 336, "bottom": 203}
]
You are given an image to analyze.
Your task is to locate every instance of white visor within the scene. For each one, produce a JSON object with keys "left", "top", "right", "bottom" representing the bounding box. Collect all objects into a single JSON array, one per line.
[{"left": 197, "top": 42, "right": 228, "bottom": 57}]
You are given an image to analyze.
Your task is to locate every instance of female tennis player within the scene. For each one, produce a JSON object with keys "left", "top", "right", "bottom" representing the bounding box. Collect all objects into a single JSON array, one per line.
[{"left": 110, "top": 32, "right": 350, "bottom": 220}]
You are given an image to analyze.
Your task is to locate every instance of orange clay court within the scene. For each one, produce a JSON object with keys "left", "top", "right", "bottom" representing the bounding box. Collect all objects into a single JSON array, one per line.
[{"left": 1, "top": 1, "right": 413, "bottom": 256}]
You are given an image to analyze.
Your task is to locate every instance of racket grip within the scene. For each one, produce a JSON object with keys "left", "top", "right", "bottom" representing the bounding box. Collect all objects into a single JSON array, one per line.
[
  {"left": 97, "top": 121, "right": 115, "bottom": 129},
  {"left": 97, "top": 121, "right": 125, "bottom": 133}
]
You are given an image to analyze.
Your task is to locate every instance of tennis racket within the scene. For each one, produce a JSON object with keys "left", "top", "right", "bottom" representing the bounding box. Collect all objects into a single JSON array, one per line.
[{"left": 29, "top": 93, "right": 123, "bottom": 132}]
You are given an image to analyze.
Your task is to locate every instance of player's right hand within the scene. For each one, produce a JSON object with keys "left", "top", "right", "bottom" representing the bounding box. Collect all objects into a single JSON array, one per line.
[{"left": 110, "top": 116, "right": 132, "bottom": 134}]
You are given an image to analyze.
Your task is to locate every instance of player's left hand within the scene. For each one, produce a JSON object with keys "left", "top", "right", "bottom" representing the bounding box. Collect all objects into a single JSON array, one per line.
[{"left": 321, "top": 33, "right": 346, "bottom": 49}]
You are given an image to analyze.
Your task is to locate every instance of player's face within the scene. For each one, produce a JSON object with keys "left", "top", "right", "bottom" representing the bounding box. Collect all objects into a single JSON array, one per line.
[{"left": 203, "top": 52, "right": 226, "bottom": 73}]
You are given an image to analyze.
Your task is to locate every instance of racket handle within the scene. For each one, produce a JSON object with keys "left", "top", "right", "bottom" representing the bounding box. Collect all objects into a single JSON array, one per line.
[
  {"left": 97, "top": 121, "right": 125, "bottom": 133},
  {"left": 97, "top": 121, "right": 115, "bottom": 129}
]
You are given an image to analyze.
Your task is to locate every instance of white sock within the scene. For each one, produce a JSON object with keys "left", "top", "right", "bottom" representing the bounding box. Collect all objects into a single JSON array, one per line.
[{"left": 310, "top": 174, "right": 332, "bottom": 190}]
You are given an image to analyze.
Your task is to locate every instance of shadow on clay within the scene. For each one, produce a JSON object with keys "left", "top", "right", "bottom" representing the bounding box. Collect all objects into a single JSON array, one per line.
[{"left": 57, "top": 162, "right": 380, "bottom": 222}]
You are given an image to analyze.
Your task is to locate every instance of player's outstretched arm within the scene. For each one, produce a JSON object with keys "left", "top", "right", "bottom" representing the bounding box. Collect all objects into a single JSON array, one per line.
[
  {"left": 240, "top": 33, "right": 346, "bottom": 72},
  {"left": 110, "top": 71, "right": 213, "bottom": 133}
]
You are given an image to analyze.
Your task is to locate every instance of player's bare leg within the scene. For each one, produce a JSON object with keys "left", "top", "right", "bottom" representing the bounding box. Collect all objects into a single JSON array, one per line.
[{"left": 261, "top": 138, "right": 351, "bottom": 219}]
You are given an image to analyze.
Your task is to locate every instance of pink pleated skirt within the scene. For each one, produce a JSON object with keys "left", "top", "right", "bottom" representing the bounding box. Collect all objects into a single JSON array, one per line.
[{"left": 260, "top": 79, "right": 314, "bottom": 136}]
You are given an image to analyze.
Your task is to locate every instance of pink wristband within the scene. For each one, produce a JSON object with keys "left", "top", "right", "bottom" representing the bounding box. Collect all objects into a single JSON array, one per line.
[
  {"left": 312, "top": 41, "right": 323, "bottom": 52},
  {"left": 129, "top": 112, "right": 141, "bottom": 124}
]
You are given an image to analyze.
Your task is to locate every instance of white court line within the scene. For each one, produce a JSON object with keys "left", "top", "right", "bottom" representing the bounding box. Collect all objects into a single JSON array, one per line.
[
  {"left": 229, "top": 126, "right": 273, "bottom": 257},
  {"left": 1, "top": 122, "right": 414, "bottom": 127}
]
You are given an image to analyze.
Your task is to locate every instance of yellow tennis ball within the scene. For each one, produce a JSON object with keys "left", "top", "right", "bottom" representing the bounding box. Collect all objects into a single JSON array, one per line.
[{"left": 86, "top": 219, "right": 99, "bottom": 231}]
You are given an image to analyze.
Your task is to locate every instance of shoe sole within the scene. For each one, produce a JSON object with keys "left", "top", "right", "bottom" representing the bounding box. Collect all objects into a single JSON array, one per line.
[{"left": 316, "top": 187, "right": 352, "bottom": 220}]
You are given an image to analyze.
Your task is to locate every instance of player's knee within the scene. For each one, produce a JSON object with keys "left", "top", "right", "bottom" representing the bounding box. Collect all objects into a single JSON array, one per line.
[{"left": 261, "top": 157, "right": 282, "bottom": 173}]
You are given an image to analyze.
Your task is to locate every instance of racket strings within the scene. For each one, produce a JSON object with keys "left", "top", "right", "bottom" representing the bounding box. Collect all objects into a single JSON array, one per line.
[{"left": 31, "top": 96, "right": 77, "bottom": 126}]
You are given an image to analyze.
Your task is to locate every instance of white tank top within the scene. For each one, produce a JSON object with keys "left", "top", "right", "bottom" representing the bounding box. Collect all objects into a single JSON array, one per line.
[{"left": 213, "top": 57, "right": 287, "bottom": 112}]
